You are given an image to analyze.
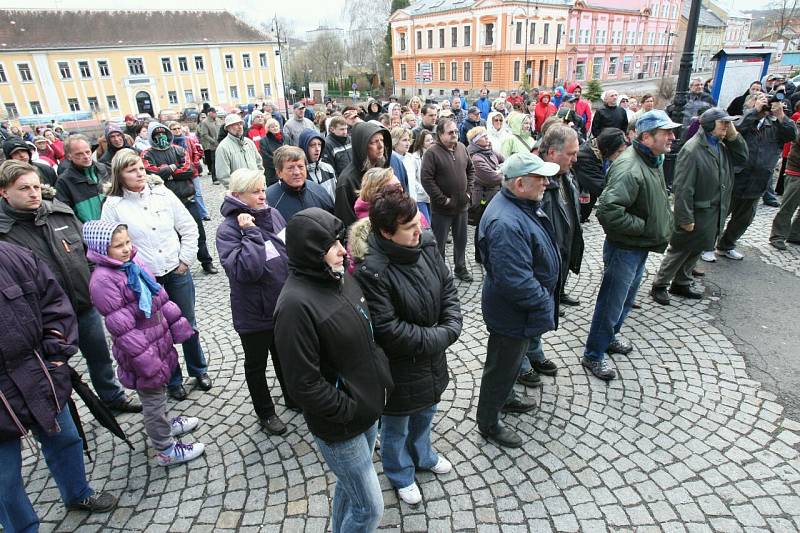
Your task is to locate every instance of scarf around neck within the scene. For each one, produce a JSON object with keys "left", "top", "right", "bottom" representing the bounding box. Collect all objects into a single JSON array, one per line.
[
  {"left": 632, "top": 139, "right": 664, "bottom": 168},
  {"left": 121, "top": 260, "right": 161, "bottom": 318}
]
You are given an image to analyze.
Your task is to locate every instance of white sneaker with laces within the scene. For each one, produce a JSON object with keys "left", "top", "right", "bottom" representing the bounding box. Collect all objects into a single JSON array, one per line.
[
  {"left": 700, "top": 251, "right": 716, "bottom": 263},
  {"left": 170, "top": 416, "right": 200, "bottom": 437},
  {"left": 156, "top": 441, "right": 205, "bottom": 466},
  {"left": 430, "top": 456, "right": 452, "bottom": 475},
  {"left": 717, "top": 248, "right": 744, "bottom": 260},
  {"left": 397, "top": 483, "right": 422, "bottom": 505}
]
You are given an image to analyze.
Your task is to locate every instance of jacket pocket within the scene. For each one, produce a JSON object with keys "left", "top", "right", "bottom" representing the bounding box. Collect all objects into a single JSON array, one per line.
[{"left": 1, "top": 282, "right": 37, "bottom": 324}]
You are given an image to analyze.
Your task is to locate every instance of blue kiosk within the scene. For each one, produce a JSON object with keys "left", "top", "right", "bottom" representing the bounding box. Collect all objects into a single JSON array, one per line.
[{"left": 709, "top": 48, "right": 773, "bottom": 109}]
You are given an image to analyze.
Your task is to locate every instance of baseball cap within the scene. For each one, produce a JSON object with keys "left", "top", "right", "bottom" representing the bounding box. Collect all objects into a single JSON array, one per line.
[
  {"left": 293, "top": 101, "right": 305, "bottom": 110},
  {"left": 467, "top": 106, "right": 480, "bottom": 115},
  {"left": 501, "top": 152, "right": 560, "bottom": 180},
  {"left": 635, "top": 110, "right": 681, "bottom": 133},
  {"left": 224, "top": 113, "right": 244, "bottom": 128},
  {"left": 700, "top": 107, "right": 736, "bottom": 124}
]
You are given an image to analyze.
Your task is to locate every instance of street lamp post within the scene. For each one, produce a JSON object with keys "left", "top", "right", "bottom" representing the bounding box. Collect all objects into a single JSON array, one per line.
[
  {"left": 273, "top": 15, "right": 290, "bottom": 120},
  {"left": 552, "top": 27, "right": 564, "bottom": 87}
]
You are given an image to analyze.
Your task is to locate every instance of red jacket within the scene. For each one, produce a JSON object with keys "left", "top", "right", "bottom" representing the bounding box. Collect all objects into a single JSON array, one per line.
[
  {"left": 186, "top": 136, "right": 204, "bottom": 177},
  {"left": 506, "top": 94, "right": 524, "bottom": 108},
  {"left": 534, "top": 94, "right": 557, "bottom": 133},
  {"left": 247, "top": 124, "right": 267, "bottom": 143}
]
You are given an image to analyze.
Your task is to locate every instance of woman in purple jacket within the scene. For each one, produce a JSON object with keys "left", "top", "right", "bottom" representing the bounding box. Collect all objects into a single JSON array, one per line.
[{"left": 216, "top": 168, "right": 293, "bottom": 436}]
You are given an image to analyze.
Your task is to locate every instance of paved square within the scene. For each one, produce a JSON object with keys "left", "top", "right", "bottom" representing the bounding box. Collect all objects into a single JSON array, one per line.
[{"left": 21, "top": 176, "right": 800, "bottom": 532}]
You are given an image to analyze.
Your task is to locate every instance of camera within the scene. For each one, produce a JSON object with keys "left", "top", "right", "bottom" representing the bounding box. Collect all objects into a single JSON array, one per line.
[{"left": 767, "top": 89, "right": 790, "bottom": 113}]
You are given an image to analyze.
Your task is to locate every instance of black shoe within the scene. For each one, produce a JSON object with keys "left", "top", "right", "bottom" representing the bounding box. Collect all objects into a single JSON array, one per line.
[
  {"left": 67, "top": 491, "right": 118, "bottom": 513},
  {"left": 532, "top": 358, "right": 558, "bottom": 376},
  {"left": 558, "top": 309, "right": 566, "bottom": 317},
  {"left": 501, "top": 396, "right": 537, "bottom": 414},
  {"left": 692, "top": 269, "right": 705, "bottom": 277},
  {"left": 517, "top": 369, "right": 542, "bottom": 387},
  {"left": 260, "top": 414, "right": 287, "bottom": 435},
  {"left": 787, "top": 239, "right": 800, "bottom": 245},
  {"left": 211, "top": 179, "right": 220, "bottom": 185},
  {"left": 669, "top": 284, "right": 703, "bottom": 299},
  {"left": 479, "top": 425, "right": 523, "bottom": 448},
  {"left": 168, "top": 384, "right": 188, "bottom": 401},
  {"left": 105, "top": 395, "right": 143, "bottom": 413},
  {"left": 650, "top": 287, "right": 671, "bottom": 306},
  {"left": 202, "top": 216, "right": 212, "bottom": 221},
  {"left": 770, "top": 240, "right": 788, "bottom": 251},
  {"left": 454, "top": 270, "right": 473, "bottom": 282},
  {"left": 764, "top": 199, "right": 780, "bottom": 207},
  {"left": 631, "top": 301, "right": 642, "bottom": 309},
  {"left": 581, "top": 356, "right": 617, "bottom": 381},
  {"left": 560, "top": 293, "right": 580, "bottom": 306},
  {"left": 196, "top": 373, "right": 213, "bottom": 391},
  {"left": 607, "top": 337, "right": 633, "bottom": 355},
  {"left": 202, "top": 264, "right": 219, "bottom": 275}
]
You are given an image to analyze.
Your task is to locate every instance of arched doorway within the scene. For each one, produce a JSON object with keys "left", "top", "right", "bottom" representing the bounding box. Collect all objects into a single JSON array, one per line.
[{"left": 135, "top": 91, "right": 153, "bottom": 116}]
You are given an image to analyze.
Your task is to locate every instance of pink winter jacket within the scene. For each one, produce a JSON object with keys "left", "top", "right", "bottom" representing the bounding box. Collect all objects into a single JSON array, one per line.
[{"left": 87, "top": 248, "right": 194, "bottom": 390}]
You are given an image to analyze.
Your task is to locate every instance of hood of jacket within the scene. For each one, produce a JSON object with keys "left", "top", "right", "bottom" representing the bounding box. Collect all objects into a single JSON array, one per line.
[
  {"left": 507, "top": 112, "right": 531, "bottom": 138},
  {"left": 487, "top": 111, "right": 506, "bottom": 132},
  {"left": 219, "top": 193, "right": 272, "bottom": 219},
  {"left": 536, "top": 93, "right": 552, "bottom": 108},
  {"left": 299, "top": 129, "right": 326, "bottom": 160},
  {"left": 347, "top": 217, "right": 372, "bottom": 264},
  {"left": 350, "top": 121, "right": 392, "bottom": 172},
  {"left": 147, "top": 121, "right": 173, "bottom": 150},
  {"left": 286, "top": 207, "right": 345, "bottom": 281},
  {"left": 566, "top": 83, "right": 581, "bottom": 94},
  {"left": 2, "top": 136, "right": 32, "bottom": 159}
]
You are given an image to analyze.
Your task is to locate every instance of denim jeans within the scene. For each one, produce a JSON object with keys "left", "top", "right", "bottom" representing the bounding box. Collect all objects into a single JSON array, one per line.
[
  {"left": 518, "top": 336, "right": 545, "bottom": 375},
  {"left": 313, "top": 423, "right": 383, "bottom": 533},
  {"left": 584, "top": 240, "right": 648, "bottom": 361},
  {"left": 156, "top": 269, "right": 208, "bottom": 388},
  {"left": 0, "top": 405, "right": 93, "bottom": 533},
  {"left": 381, "top": 405, "right": 439, "bottom": 489},
  {"left": 476, "top": 333, "right": 530, "bottom": 434},
  {"left": 77, "top": 307, "right": 125, "bottom": 403},
  {"left": 192, "top": 177, "right": 210, "bottom": 219}
]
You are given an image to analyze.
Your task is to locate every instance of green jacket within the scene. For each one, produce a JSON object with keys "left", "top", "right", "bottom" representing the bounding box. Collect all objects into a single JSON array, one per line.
[
  {"left": 596, "top": 144, "right": 673, "bottom": 253},
  {"left": 501, "top": 112, "right": 535, "bottom": 158},
  {"left": 670, "top": 131, "right": 748, "bottom": 251},
  {"left": 55, "top": 162, "right": 107, "bottom": 223}
]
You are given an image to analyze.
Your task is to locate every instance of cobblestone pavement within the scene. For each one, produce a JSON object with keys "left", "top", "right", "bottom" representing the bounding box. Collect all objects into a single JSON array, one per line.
[{"left": 22, "top": 177, "right": 800, "bottom": 532}]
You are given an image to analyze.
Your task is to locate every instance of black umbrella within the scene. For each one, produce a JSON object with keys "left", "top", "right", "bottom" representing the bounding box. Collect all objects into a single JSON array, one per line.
[{"left": 68, "top": 366, "right": 134, "bottom": 461}]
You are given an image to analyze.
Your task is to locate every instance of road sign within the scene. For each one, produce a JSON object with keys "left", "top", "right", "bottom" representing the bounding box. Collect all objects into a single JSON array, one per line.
[{"left": 416, "top": 62, "right": 433, "bottom": 84}]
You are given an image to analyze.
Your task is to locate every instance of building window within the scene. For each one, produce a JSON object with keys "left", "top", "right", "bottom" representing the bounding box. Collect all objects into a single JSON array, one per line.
[
  {"left": 557, "top": 24, "right": 563, "bottom": 45},
  {"left": 260, "top": 52, "right": 268, "bottom": 68},
  {"left": 68, "top": 98, "right": 80, "bottom": 111},
  {"left": 184, "top": 90, "right": 194, "bottom": 103},
  {"left": 608, "top": 56, "right": 618, "bottom": 75},
  {"left": 0, "top": 65, "right": 6, "bottom": 83},
  {"left": 542, "top": 23, "right": 550, "bottom": 45},
  {"left": 483, "top": 61, "right": 492, "bottom": 82},
  {"left": 575, "top": 60, "right": 586, "bottom": 80},
  {"left": 195, "top": 56, "right": 205, "bottom": 71},
  {"left": 58, "top": 62, "right": 72, "bottom": 80},
  {"left": 427, "top": 29, "right": 433, "bottom": 48},
  {"left": 627, "top": 30, "right": 635, "bottom": 45},
  {"left": 30, "top": 101, "right": 43, "bottom": 115},
  {"left": 513, "top": 60, "right": 520, "bottom": 82},
  {"left": 178, "top": 57, "right": 188, "bottom": 72},
  {"left": 230, "top": 85, "right": 238, "bottom": 99},
  {"left": 464, "top": 26, "right": 471, "bottom": 47},
  {"left": 439, "top": 62, "right": 445, "bottom": 81},
  {"left": 247, "top": 84, "right": 255, "bottom": 98},
  {"left": 161, "top": 57, "right": 172, "bottom": 73},
  {"left": 168, "top": 91, "right": 178, "bottom": 104},
  {"left": 648, "top": 32, "right": 655, "bottom": 45},
  {"left": 580, "top": 29, "right": 590, "bottom": 44},
  {"left": 18, "top": 63, "right": 32, "bottom": 82},
  {"left": 400, "top": 63, "right": 407, "bottom": 81},
  {"left": 201, "top": 88, "right": 210, "bottom": 101},
  {"left": 127, "top": 58, "right": 145, "bottom": 75},
  {"left": 530, "top": 23, "right": 537, "bottom": 44},
  {"left": 98, "top": 60, "right": 110, "bottom": 77},
  {"left": 439, "top": 28, "right": 445, "bottom": 48},
  {"left": 484, "top": 23, "right": 494, "bottom": 46},
  {"left": 87, "top": 96, "right": 99, "bottom": 112},
  {"left": 262, "top": 84, "right": 271, "bottom": 97},
  {"left": 451, "top": 61, "right": 457, "bottom": 81},
  {"left": 225, "top": 54, "right": 234, "bottom": 70},
  {"left": 5, "top": 103, "right": 18, "bottom": 118},
  {"left": 595, "top": 30, "right": 604, "bottom": 44},
  {"left": 515, "top": 22, "right": 522, "bottom": 45},
  {"left": 464, "top": 61, "right": 471, "bottom": 81},
  {"left": 592, "top": 57, "right": 603, "bottom": 80},
  {"left": 78, "top": 61, "right": 91, "bottom": 78},
  {"left": 623, "top": 55, "right": 632, "bottom": 74},
  {"left": 243, "top": 54, "right": 251, "bottom": 69},
  {"left": 106, "top": 95, "right": 118, "bottom": 110},
  {"left": 452, "top": 27, "right": 458, "bottom": 47},
  {"left": 416, "top": 31, "right": 422, "bottom": 49}
]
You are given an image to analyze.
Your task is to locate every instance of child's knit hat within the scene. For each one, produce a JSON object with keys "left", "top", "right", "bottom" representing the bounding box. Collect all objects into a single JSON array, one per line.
[{"left": 83, "top": 220, "right": 125, "bottom": 256}]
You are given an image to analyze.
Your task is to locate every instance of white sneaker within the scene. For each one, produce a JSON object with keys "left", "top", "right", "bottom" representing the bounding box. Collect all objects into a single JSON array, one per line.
[
  {"left": 170, "top": 416, "right": 200, "bottom": 437},
  {"left": 397, "top": 483, "right": 422, "bottom": 505},
  {"left": 716, "top": 248, "right": 744, "bottom": 260},
  {"left": 430, "top": 456, "right": 452, "bottom": 475},
  {"left": 156, "top": 441, "right": 205, "bottom": 466},
  {"left": 700, "top": 251, "right": 716, "bottom": 263}
]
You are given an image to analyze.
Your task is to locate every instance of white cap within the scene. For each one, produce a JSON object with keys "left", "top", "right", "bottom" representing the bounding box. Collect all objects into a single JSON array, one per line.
[{"left": 224, "top": 113, "right": 243, "bottom": 128}]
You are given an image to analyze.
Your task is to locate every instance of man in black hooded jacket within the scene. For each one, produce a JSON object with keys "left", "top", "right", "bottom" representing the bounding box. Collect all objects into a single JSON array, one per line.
[{"left": 2, "top": 136, "right": 57, "bottom": 186}]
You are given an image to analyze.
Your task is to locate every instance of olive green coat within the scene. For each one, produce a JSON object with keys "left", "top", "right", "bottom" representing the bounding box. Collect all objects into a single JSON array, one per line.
[{"left": 669, "top": 132, "right": 748, "bottom": 251}]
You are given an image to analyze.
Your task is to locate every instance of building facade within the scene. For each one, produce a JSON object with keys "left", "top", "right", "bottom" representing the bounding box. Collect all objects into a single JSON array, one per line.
[
  {"left": 722, "top": 10, "right": 752, "bottom": 48},
  {"left": 564, "top": 0, "right": 682, "bottom": 83},
  {"left": 389, "top": 0, "right": 572, "bottom": 98},
  {"left": 674, "top": 2, "right": 725, "bottom": 74},
  {"left": 0, "top": 9, "right": 284, "bottom": 122}
]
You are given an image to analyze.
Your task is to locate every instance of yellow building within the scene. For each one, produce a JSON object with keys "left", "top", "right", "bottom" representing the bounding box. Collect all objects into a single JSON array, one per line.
[{"left": 0, "top": 9, "right": 285, "bottom": 122}]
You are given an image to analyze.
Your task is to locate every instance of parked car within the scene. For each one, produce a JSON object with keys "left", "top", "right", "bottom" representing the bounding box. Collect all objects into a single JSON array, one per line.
[
  {"left": 182, "top": 106, "right": 199, "bottom": 122},
  {"left": 157, "top": 109, "right": 181, "bottom": 123}
]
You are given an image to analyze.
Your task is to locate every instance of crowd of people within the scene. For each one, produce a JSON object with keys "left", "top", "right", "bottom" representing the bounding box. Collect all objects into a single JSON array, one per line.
[{"left": 1, "top": 71, "right": 799, "bottom": 532}]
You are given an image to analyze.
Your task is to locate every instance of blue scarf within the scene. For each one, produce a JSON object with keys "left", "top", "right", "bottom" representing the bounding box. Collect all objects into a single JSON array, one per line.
[
  {"left": 632, "top": 139, "right": 664, "bottom": 168},
  {"left": 121, "top": 261, "right": 161, "bottom": 318}
]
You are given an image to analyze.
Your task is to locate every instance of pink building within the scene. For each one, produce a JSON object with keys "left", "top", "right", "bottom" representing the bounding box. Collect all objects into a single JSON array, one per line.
[{"left": 564, "top": 0, "right": 682, "bottom": 83}]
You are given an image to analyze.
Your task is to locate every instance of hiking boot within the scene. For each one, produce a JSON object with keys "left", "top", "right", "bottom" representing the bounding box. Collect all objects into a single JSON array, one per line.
[
  {"left": 771, "top": 240, "right": 788, "bottom": 251},
  {"left": 170, "top": 416, "right": 200, "bottom": 437},
  {"left": 260, "top": 414, "right": 287, "bottom": 435},
  {"left": 607, "top": 337, "right": 633, "bottom": 355},
  {"left": 501, "top": 396, "right": 537, "bottom": 414},
  {"left": 651, "top": 286, "right": 671, "bottom": 306},
  {"left": 67, "top": 491, "right": 118, "bottom": 513},
  {"left": 581, "top": 356, "right": 617, "bottom": 381},
  {"left": 105, "top": 395, "right": 143, "bottom": 413},
  {"left": 532, "top": 358, "right": 558, "bottom": 376},
  {"left": 156, "top": 441, "right": 206, "bottom": 466},
  {"left": 516, "top": 369, "right": 542, "bottom": 387}
]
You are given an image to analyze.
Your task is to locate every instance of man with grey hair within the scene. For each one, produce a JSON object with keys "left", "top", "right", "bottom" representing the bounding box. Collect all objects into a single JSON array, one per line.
[
  {"left": 476, "top": 152, "right": 561, "bottom": 448},
  {"left": 591, "top": 89, "right": 628, "bottom": 138},
  {"left": 56, "top": 134, "right": 109, "bottom": 222}
]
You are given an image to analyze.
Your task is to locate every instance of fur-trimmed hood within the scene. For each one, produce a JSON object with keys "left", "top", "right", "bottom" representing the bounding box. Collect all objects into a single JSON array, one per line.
[{"left": 347, "top": 217, "right": 372, "bottom": 266}]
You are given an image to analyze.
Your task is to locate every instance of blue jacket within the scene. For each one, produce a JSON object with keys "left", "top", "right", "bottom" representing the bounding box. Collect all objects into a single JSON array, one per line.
[
  {"left": 390, "top": 153, "right": 409, "bottom": 192},
  {"left": 475, "top": 96, "right": 491, "bottom": 121},
  {"left": 267, "top": 179, "right": 334, "bottom": 222},
  {"left": 478, "top": 187, "right": 561, "bottom": 338}
]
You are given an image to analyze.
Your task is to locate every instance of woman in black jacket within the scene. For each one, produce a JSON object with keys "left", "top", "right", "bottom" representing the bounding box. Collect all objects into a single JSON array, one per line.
[
  {"left": 352, "top": 187, "right": 462, "bottom": 506},
  {"left": 573, "top": 128, "right": 627, "bottom": 222},
  {"left": 259, "top": 119, "right": 284, "bottom": 186}
]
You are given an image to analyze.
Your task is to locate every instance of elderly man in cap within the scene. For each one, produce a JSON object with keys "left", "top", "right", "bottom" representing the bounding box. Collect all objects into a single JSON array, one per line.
[
  {"left": 198, "top": 107, "right": 223, "bottom": 184},
  {"left": 651, "top": 108, "right": 748, "bottom": 305},
  {"left": 215, "top": 113, "right": 264, "bottom": 188},
  {"left": 582, "top": 110, "right": 679, "bottom": 381},
  {"left": 459, "top": 106, "right": 485, "bottom": 145},
  {"left": 476, "top": 152, "right": 561, "bottom": 448},
  {"left": 283, "top": 102, "right": 316, "bottom": 147}
]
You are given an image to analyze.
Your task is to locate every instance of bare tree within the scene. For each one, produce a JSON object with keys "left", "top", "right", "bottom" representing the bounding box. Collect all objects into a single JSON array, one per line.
[
  {"left": 308, "top": 31, "right": 347, "bottom": 82},
  {"left": 343, "top": 0, "right": 391, "bottom": 73}
]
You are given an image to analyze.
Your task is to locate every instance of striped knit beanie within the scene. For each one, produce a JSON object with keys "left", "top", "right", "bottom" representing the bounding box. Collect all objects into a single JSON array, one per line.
[{"left": 83, "top": 220, "right": 126, "bottom": 256}]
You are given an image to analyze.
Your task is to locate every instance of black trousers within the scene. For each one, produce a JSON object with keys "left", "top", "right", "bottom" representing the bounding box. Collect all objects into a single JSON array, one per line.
[
  {"left": 204, "top": 149, "right": 217, "bottom": 181},
  {"left": 239, "top": 329, "right": 295, "bottom": 419},
  {"left": 184, "top": 201, "right": 213, "bottom": 267},
  {"left": 717, "top": 196, "right": 759, "bottom": 251}
]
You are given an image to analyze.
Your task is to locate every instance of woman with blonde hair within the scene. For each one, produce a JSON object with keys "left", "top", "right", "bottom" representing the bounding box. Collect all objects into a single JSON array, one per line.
[
  {"left": 355, "top": 167, "right": 400, "bottom": 220},
  {"left": 408, "top": 96, "right": 423, "bottom": 118}
]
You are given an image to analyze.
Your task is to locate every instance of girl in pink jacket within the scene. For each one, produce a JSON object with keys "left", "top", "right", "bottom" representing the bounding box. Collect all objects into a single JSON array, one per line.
[{"left": 83, "top": 220, "right": 206, "bottom": 467}]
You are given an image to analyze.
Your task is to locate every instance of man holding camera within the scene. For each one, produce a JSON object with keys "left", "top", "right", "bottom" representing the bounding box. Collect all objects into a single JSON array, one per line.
[{"left": 716, "top": 92, "right": 797, "bottom": 260}]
